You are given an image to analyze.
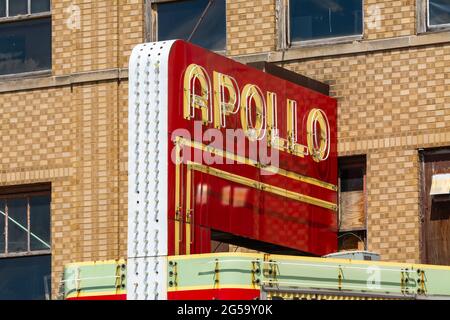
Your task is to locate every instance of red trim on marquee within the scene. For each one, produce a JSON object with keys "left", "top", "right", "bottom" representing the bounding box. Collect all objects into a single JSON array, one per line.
[
  {"left": 168, "top": 288, "right": 260, "bottom": 300},
  {"left": 66, "top": 294, "right": 127, "bottom": 300},
  {"left": 66, "top": 289, "right": 259, "bottom": 301}
]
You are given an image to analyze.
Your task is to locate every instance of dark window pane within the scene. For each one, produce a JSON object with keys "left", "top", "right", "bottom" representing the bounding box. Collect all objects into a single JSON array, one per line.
[
  {"left": 0, "top": 17, "right": 52, "bottom": 75},
  {"left": 30, "top": 195, "right": 51, "bottom": 251},
  {"left": 0, "top": 200, "right": 5, "bottom": 254},
  {"left": 7, "top": 198, "right": 28, "bottom": 253},
  {"left": 340, "top": 167, "right": 364, "bottom": 192},
  {"left": 0, "top": 255, "right": 51, "bottom": 300},
  {"left": 290, "top": 0, "right": 363, "bottom": 41},
  {"left": 0, "top": 0, "right": 6, "bottom": 18},
  {"left": 429, "top": 0, "right": 450, "bottom": 26},
  {"left": 9, "top": 0, "right": 28, "bottom": 16},
  {"left": 158, "top": 0, "right": 226, "bottom": 51},
  {"left": 31, "top": 0, "right": 51, "bottom": 13}
]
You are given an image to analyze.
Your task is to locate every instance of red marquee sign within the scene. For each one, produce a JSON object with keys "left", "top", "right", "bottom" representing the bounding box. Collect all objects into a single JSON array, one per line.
[{"left": 128, "top": 40, "right": 337, "bottom": 298}]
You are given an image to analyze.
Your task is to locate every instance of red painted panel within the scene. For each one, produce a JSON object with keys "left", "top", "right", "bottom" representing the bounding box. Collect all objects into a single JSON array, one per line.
[
  {"left": 166, "top": 40, "right": 337, "bottom": 256},
  {"left": 168, "top": 289, "right": 260, "bottom": 300},
  {"left": 67, "top": 290, "right": 259, "bottom": 301},
  {"left": 67, "top": 294, "right": 127, "bottom": 300},
  {"left": 66, "top": 289, "right": 259, "bottom": 301}
]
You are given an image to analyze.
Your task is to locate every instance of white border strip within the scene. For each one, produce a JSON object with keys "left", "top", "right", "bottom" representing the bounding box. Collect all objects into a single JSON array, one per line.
[{"left": 127, "top": 40, "right": 175, "bottom": 300}]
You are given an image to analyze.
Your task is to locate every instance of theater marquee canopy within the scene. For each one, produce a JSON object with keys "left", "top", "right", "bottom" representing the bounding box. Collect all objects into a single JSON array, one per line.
[{"left": 128, "top": 40, "right": 337, "bottom": 299}]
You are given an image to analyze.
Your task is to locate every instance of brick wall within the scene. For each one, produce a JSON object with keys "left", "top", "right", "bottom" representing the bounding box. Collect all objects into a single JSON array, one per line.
[
  {"left": 367, "top": 149, "right": 420, "bottom": 262},
  {"left": 227, "top": 0, "right": 276, "bottom": 56},
  {"left": 364, "top": 0, "right": 416, "bottom": 40},
  {"left": 226, "top": 0, "right": 419, "bottom": 56},
  {"left": 281, "top": 43, "right": 450, "bottom": 263},
  {"left": 0, "top": 0, "right": 143, "bottom": 298},
  {"left": 0, "top": 82, "right": 130, "bottom": 298},
  {"left": 52, "top": 0, "right": 143, "bottom": 75},
  {"left": 284, "top": 45, "right": 450, "bottom": 144}
]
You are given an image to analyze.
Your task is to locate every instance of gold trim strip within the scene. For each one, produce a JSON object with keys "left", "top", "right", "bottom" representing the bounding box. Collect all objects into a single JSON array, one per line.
[
  {"left": 185, "top": 167, "right": 192, "bottom": 255},
  {"left": 178, "top": 137, "right": 337, "bottom": 191},
  {"left": 174, "top": 138, "right": 181, "bottom": 255},
  {"left": 187, "top": 162, "right": 337, "bottom": 211},
  {"left": 266, "top": 292, "right": 390, "bottom": 300},
  {"left": 64, "top": 260, "right": 127, "bottom": 267}
]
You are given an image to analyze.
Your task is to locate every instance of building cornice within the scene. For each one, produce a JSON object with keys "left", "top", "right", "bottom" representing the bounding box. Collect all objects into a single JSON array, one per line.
[
  {"left": 0, "top": 31, "right": 449, "bottom": 94},
  {"left": 233, "top": 30, "right": 450, "bottom": 64},
  {"left": 0, "top": 69, "right": 129, "bottom": 94}
]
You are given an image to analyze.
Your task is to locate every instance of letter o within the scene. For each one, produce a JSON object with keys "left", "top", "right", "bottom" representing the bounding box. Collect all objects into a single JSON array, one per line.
[
  {"left": 307, "top": 108, "right": 330, "bottom": 162},
  {"left": 240, "top": 84, "right": 266, "bottom": 141}
]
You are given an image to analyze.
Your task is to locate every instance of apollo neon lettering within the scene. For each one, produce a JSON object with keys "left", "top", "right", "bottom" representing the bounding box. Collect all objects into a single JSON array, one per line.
[{"left": 183, "top": 63, "right": 331, "bottom": 162}]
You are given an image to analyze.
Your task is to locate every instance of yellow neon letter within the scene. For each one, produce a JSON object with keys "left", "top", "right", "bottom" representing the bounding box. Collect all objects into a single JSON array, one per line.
[
  {"left": 282, "top": 99, "right": 308, "bottom": 157},
  {"left": 240, "top": 84, "right": 266, "bottom": 141},
  {"left": 183, "top": 64, "right": 211, "bottom": 124},
  {"left": 266, "top": 92, "right": 279, "bottom": 147},
  {"left": 287, "top": 99, "right": 298, "bottom": 148},
  {"left": 307, "top": 108, "right": 330, "bottom": 162},
  {"left": 213, "top": 72, "right": 240, "bottom": 129}
]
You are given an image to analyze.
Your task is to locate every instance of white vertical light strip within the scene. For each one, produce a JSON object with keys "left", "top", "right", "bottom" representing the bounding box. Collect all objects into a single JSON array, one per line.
[
  {"left": 128, "top": 42, "right": 140, "bottom": 300},
  {"left": 128, "top": 40, "right": 175, "bottom": 300}
]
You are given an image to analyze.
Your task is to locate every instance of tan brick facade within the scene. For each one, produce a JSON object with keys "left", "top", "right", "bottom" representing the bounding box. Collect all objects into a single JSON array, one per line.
[
  {"left": 282, "top": 43, "right": 450, "bottom": 263},
  {"left": 0, "top": 1, "right": 141, "bottom": 298},
  {"left": 367, "top": 149, "right": 420, "bottom": 262},
  {"left": 226, "top": 0, "right": 419, "bottom": 57},
  {"left": 226, "top": 0, "right": 276, "bottom": 55},
  {"left": 0, "top": 83, "right": 130, "bottom": 297},
  {"left": 52, "top": 0, "right": 143, "bottom": 75},
  {"left": 0, "top": 0, "right": 449, "bottom": 298},
  {"left": 364, "top": 0, "right": 416, "bottom": 40}
]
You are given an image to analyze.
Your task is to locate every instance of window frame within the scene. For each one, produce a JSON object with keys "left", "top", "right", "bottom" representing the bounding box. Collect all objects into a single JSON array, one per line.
[
  {"left": 418, "top": 0, "right": 450, "bottom": 33},
  {"left": 0, "top": 0, "right": 51, "bottom": 22},
  {"left": 338, "top": 155, "right": 367, "bottom": 235},
  {"left": 0, "top": 0, "right": 52, "bottom": 79},
  {"left": 427, "top": 0, "right": 450, "bottom": 30},
  {"left": 277, "top": 0, "right": 364, "bottom": 50},
  {"left": 145, "top": 0, "right": 227, "bottom": 54},
  {"left": 0, "top": 184, "right": 51, "bottom": 259}
]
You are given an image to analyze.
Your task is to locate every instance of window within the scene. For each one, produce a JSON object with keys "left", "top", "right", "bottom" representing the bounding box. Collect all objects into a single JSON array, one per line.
[
  {"left": 0, "top": 183, "right": 51, "bottom": 300},
  {"left": 0, "top": 188, "right": 51, "bottom": 256},
  {"left": 428, "top": 0, "right": 450, "bottom": 28},
  {"left": 0, "top": 0, "right": 51, "bottom": 18},
  {"left": 0, "top": 0, "right": 51, "bottom": 76},
  {"left": 338, "top": 156, "right": 367, "bottom": 251},
  {"left": 0, "top": 255, "right": 51, "bottom": 300},
  {"left": 418, "top": 0, "right": 450, "bottom": 33},
  {"left": 419, "top": 148, "right": 450, "bottom": 265},
  {"left": 155, "top": 0, "right": 226, "bottom": 51},
  {"left": 288, "top": 0, "right": 363, "bottom": 43}
]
